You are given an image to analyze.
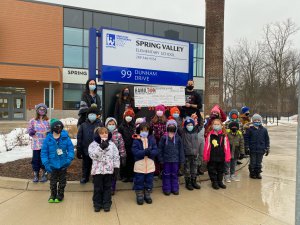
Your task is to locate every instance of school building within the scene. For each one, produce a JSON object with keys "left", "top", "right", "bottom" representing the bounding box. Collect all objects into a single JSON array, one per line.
[{"left": 0, "top": 0, "right": 224, "bottom": 120}]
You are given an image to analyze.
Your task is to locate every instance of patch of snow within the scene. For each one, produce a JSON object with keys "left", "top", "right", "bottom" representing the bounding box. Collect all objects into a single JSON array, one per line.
[
  {"left": 0, "top": 146, "right": 32, "bottom": 163},
  {"left": 0, "top": 128, "right": 30, "bottom": 153},
  {"left": 60, "top": 118, "right": 78, "bottom": 126}
]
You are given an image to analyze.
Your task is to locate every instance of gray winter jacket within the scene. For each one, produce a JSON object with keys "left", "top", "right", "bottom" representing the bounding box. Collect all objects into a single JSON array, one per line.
[{"left": 182, "top": 127, "right": 202, "bottom": 156}]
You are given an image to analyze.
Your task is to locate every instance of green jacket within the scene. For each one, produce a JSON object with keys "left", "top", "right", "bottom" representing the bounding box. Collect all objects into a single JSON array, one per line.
[{"left": 226, "top": 129, "right": 245, "bottom": 159}]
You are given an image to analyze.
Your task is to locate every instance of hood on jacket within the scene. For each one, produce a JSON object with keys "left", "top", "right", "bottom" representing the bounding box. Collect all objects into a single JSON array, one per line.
[
  {"left": 229, "top": 109, "right": 239, "bottom": 121},
  {"left": 105, "top": 117, "right": 117, "bottom": 127}
]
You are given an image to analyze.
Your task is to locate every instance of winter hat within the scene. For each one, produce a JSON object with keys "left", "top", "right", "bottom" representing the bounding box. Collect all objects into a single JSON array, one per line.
[
  {"left": 50, "top": 118, "right": 64, "bottom": 131},
  {"left": 241, "top": 106, "right": 250, "bottom": 114},
  {"left": 184, "top": 117, "right": 195, "bottom": 128},
  {"left": 135, "top": 117, "right": 146, "bottom": 127},
  {"left": 78, "top": 101, "right": 88, "bottom": 116},
  {"left": 155, "top": 104, "right": 166, "bottom": 113},
  {"left": 252, "top": 113, "right": 262, "bottom": 122},
  {"left": 229, "top": 109, "right": 239, "bottom": 121},
  {"left": 123, "top": 108, "right": 135, "bottom": 118},
  {"left": 210, "top": 105, "right": 220, "bottom": 114},
  {"left": 87, "top": 105, "right": 100, "bottom": 115},
  {"left": 228, "top": 121, "right": 239, "bottom": 130},
  {"left": 170, "top": 107, "right": 180, "bottom": 115},
  {"left": 166, "top": 119, "right": 178, "bottom": 128},
  {"left": 105, "top": 117, "right": 117, "bottom": 127},
  {"left": 35, "top": 103, "right": 47, "bottom": 112}
]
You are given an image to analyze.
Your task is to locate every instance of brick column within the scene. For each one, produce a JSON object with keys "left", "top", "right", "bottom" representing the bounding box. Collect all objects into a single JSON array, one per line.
[{"left": 204, "top": 0, "right": 225, "bottom": 115}]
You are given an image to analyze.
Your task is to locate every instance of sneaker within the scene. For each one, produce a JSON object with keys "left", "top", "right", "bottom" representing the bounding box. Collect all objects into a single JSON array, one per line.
[
  {"left": 48, "top": 197, "right": 55, "bottom": 203},
  {"left": 230, "top": 175, "right": 240, "bottom": 182},
  {"left": 54, "top": 198, "right": 62, "bottom": 203},
  {"left": 224, "top": 175, "right": 231, "bottom": 183}
]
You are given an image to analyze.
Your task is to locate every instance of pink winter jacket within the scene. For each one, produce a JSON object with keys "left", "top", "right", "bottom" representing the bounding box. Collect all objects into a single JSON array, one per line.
[{"left": 203, "top": 130, "right": 231, "bottom": 163}]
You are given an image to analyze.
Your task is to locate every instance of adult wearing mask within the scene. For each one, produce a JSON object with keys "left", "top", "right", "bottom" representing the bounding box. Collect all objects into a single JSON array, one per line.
[
  {"left": 81, "top": 79, "right": 101, "bottom": 111},
  {"left": 114, "top": 87, "right": 135, "bottom": 125},
  {"left": 77, "top": 106, "right": 103, "bottom": 184}
]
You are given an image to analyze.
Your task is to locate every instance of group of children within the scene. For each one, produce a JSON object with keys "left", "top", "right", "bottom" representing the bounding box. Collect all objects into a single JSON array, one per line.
[{"left": 28, "top": 102, "right": 270, "bottom": 213}]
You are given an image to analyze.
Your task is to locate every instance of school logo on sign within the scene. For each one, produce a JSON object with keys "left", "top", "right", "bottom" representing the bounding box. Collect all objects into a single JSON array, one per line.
[{"left": 106, "top": 34, "right": 115, "bottom": 47}]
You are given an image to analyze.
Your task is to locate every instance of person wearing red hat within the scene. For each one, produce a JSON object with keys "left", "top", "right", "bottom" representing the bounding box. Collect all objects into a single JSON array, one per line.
[
  {"left": 118, "top": 108, "right": 136, "bottom": 182},
  {"left": 169, "top": 107, "right": 183, "bottom": 137}
]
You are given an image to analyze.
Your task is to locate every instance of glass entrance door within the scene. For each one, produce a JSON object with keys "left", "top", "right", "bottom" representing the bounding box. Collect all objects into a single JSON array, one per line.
[
  {"left": 0, "top": 95, "right": 10, "bottom": 120},
  {"left": 0, "top": 94, "right": 26, "bottom": 120}
]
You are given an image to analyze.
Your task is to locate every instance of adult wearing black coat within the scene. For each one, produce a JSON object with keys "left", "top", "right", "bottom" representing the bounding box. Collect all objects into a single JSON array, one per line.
[
  {"left": 114, "top": 87, "right": 135, "bottom": 125},
  {"left": 81, "top": 79, "right": 102, "bottom": 111}
]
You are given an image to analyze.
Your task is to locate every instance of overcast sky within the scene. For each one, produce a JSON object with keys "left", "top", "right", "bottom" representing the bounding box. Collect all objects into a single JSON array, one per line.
[{"left": 36, "top": 0, "right": 300, "bottom": 49}]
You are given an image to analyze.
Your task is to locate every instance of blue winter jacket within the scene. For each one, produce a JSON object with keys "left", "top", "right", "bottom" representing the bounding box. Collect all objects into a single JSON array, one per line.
[
  {"left": 41, "top": 130, "right": 75, "bottom": 171},
  {"left": 244, "top": 125, "right": 270, "bottom": 153},
  {"left": 158, "top": 134, "right": 185, "bottom": 164},
  {"left": 132, "top": 135, "right": 158, "bottom": 161}
]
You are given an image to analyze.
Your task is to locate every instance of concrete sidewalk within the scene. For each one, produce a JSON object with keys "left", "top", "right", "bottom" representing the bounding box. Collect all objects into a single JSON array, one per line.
[{"left": 0, "top": 125, "right": 296, "bottom": 225}]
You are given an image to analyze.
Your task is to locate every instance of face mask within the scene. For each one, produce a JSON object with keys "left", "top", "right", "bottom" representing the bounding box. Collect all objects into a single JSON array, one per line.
[
  {"left": 38, "top": 109, "right": 46, "bottom": 116},
  {"left": 101, "top": 137, "right": 108, "bottom": 141},
  {"left": 186, "top": 125, "right": 194, "bottom": 132},
  {"left": 88, "top": 113, "right": 97, "bottom": 123},
  {"left": 89, "top": 85, "right": 96, "bottom": 91},
  {"left": 156, "top": 110, "right": 163, "bottom": 117},
  {"left": 107, "top": 125, "right": 116, "bottom": 132},
  {"left": 187, "top": 85, "right": 194, "bottom": 91},
  {"left": 213, "top": 125, "right": 222, "bottom": 131},
  {"left": 140, "top": 131, "right": 149, "bottom": 138},
  {"left": 245, "top": 113, "right": 250, "bottom": 116},
  {"left": 167, "top": 126, "right": 176, "bottom": 133},
  {"left": 231, "top": 128, "right": 238, "bottom": 133},
  {"left": 253, "top": 122, "right": 261, "bottom": 127},
  {"left": 125, "top": 116, "right": 132, "bottom": 122},
  {"left": 173, "top": 113, "right": 179, "bottom": 118},
  {"left": 123, "top": 91, "right": 129, "bottom": 96},
  {"left": 53, "top": 125, "right": 62, "bottom": 134}
]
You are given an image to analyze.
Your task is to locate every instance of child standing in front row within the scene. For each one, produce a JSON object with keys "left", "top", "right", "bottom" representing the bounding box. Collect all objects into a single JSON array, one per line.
[
  {"left": 203, "top": 119, "right": 231, "bottom": 190},
  {"left": 88, "top": 127, "right": 120, "bottom": 212},
  {"left": 132, "top": 122, "right": 158, "bottom": 205},
  {"left": 41, "top": 119, "right": 74, "bottom": 203}
]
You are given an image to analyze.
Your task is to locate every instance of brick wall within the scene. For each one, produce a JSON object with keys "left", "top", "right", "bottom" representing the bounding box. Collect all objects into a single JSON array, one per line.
[{"left": 204, "top": 0, "right": 225, "bottom": 115}]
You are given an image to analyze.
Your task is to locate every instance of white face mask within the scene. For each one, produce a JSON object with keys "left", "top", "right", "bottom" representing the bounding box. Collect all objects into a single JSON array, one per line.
[
  {"left": 101, "top": 138, "right": 108, "bottom": 141},
  {"left": 125, "top": 116, "right": 132, "bottom": 122},
  {"left": 156, "top": 110, "right": 163, "bottom": 117}
]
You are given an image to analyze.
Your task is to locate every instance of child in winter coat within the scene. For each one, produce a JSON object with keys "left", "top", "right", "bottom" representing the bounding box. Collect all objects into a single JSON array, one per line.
[
  {"left": 105, "top": 117, "right": 126, "bottom": 195},
  {"left": 225, "top": 109, "right": 239, "bottom": 129},
  {"left": 204, "top": 105, "right": 227, "bottom": 137},
  {"left": 118, "top": 108, "right": 136, "bottom": 182},
  {"left": 225, "top": 121, "right": 245, "bottom": 182},
  {"left": 169, "top": 107, "right": 183, "bottom": 137},
  {"left": 181, "top": 117, "right": 201, "bottom": 190},
  {"left": 88, "top": 127, "right": 120, "bottom": 212},
  {"left": 244, "top": 114, "right": 270, "bottom": 179},
  {"left": 203, "top": 119, "right": 231, "bottom": 190},
  {"left": 77, "top": 106, "right": 103, "bottom": 184},
  {"left": 27, "top": 103, "right": 50, "bottom": 183},
  {"left": 41, "top": 119, "right": 74, "bottom": 203},
  {"left": 158, "top": 119, "right": 184, "bottom": 195},
  {"left": 132, "top": 122, "right": 158, "bottom": 205}
]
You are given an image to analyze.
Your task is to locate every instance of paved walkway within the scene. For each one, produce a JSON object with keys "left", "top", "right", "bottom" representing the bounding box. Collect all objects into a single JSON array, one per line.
[{"left": 0, "top": 125, "right": 296, "bottom": 225}]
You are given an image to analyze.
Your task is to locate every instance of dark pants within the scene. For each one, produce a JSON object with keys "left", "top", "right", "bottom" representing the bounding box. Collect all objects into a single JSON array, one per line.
[
  {"left": 207, "top": 161, "right": 225, "bottom": 183},
  {"left": 162, "top": 162, "right": 179, "bottom": 193},
  {"left": 121, "top": 149, "right": 134, "bottom": 180},
  {"left": 31, "top": 150, "right": 44, "bottom": 172},
  {"left": 93, "top": 174, "right": 112, "bottom": 209},
  {"left": 50, "top": 168, "right": 67, "bottom": 198},
  {"left": 184, "top": 155, "right": 198, "bottom": 179},
  {"left": 133, "top": 172, "right": 154, "bottom": 191},
  {"left": 82, "top": 154, "right": 92, "bottom": 180},
  {"left": 249, "top": 152, "right": 264, "bottom": 173},
  {"left": 112, "top": 178, "right": 117, "bottom": 192}
]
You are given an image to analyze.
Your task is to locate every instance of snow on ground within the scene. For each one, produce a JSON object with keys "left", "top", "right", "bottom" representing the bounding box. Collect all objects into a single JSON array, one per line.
[
  {"left": 0, "top": 128, "right": 30, "bottom": 153},
  {"left": 0, "top": 146, "right": 32, "bottom": 163},
  {"left": 60, "top": 118, "right": 78, "bottom": 126}
]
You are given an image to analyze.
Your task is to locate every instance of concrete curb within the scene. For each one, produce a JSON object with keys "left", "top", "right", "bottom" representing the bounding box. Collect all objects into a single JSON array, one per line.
[{"left": 0, "top": 159, "right": 249, "bottom": 192}]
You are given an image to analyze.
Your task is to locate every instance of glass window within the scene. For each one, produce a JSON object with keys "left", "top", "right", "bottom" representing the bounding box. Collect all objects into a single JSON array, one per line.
[
  {"left": 63, "top": 84, "right": 85, "bottom": 110},
  {"left": 64, "top": 8, "right": 83, "bottom": 28},
  {"left": 168, "top": 24, "right": 183, "bottom": 40},
  {"left": 64, "top": 27, "right": 83, "bottom": 46},
  {"left": 112, "top": 15, "right": 129, "bottom": 30},
  {"left": 93, "top": 13, "right": 112, "bottom": 28},
  {"left": 197, "top": 59, "right": 204, "bottom": 77},
  {"left": 192, "top": 43, "right": 197, "bottom": 58},
  {"left": 198, "top": 28, "right": 204, "bottom": 44},
  {"left": 193, "top": 58, "right": 197, "bottom": 77},
  {"left": 84, "top": 11, "right": 93, "bottom": 29},
  {"left": 64, "top": 45, "right": 83, "bottom": 68},
  {"left": 128, "top": 18, "right": 145, "bottom": 33},
  {"left": 44, "top": 88, "right": 54, "bottom": 109},
  {"left": 153, "top": 21, "right": 169, "bottom": 37},
  {"left": 83, "top": 29, "right": 89, "bottom": 46},
  {"left": 145, "top": 20, "right": 153, "bottom": 35},
  {"left": 83, "top": 47, "right": 88, "bottom": 69},
  {"left": 197, "top": 44, "right": 204, "bottom": 58},
  {"left": 183, "top": 26, "right": 197, "bottom": 42}
]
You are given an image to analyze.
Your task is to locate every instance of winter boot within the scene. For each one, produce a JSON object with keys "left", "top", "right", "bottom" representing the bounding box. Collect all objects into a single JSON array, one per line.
[
  {"left": 249, "top": 171, "right": 256, "bottom": 179},
  {"left": 185, "top": 177, "right": 194, "bottom": 191},
  {"left": 218, "top": 181, "right": 227, "bottom": 189},
  {"left": 256, "top": 171, "right": 262, "bottom": 179},
  {"left": 172, "top": 191, "right": 179, "bottom": 195},
  {"left": 144, "top": 189, "right": 153, "bottom": 204},
  {"left": 55, "top": 189, "right": 64, "bottom": 203},
  {"left": 80, "top": 177, "right": 89, "bottom": 184},
  {"left": 224, "top": 174, "right": 231, "bottom": 183},
  {"left": 191, "top": 177, "right": 201, "bottom": 189},
  {"left": 212, "top": 182, "right": 219, "bottom": 190},
  {"left": 33, "top": 171, "right": 39, "bottom": 183},
  {"left": 135, "top": 190, "right": 144, "bottom": 205},
  {"left": 40, "top": 170, "right": 48, "bottom": 182}
]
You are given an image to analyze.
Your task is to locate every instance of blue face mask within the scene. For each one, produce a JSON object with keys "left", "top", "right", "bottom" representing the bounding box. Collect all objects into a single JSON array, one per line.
[
  {"left": 140, "top": 131, "right": 149, "bottom": 138},
  {"left": 173, "top": 113, "right": 179, "bottom": 118},
  {"left": 89, "top": 85, "right": 96, "bottom": 91},
  {"left": 253, "top": 122, "right": 261, "bottom": 127},
  {"left": 213, "top": 125, "right": 222, "bottom": 131},
  {"left": 88, "top": 113, "right": 97, "bottom": 123},
  {"left": 186, "top": 125, "right": 194, "bottom": 132},
  {"left": 107, "top": 125, "right": 116, "bottom": 132}
]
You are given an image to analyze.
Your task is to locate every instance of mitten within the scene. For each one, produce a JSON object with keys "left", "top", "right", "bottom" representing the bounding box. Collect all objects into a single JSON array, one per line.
[
  {"left": 265, "top": 147, "right": 270, "bottom": 156},
  {"left": 28, "top": 128, "right": 36, "bottom": 137}
]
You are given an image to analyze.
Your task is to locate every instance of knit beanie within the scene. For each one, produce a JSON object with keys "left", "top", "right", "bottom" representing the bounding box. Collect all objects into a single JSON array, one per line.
[
  {"left": 135, "top": 117, "right": 146, "bottom": 127},
  {"left": 170, "top": 107, "right": 180, "bottom": 115},
  {"left": 228, "top": 121, "right": 239, "bottom": 130},
  {"left": 166, "top": 119, "right": 178, "bottom": 128},
  {"left": 123, "top": 108, "right": 135, "bottom": 118},
  {"left": 210, "top": 105, "right": 220, "bottom": 114},
  {"left": 35, "top": 103, "right": 47, "bottom": 113},
  {"left": 241, "top": 106, "right": 250, "bottom": 114},
  {"left": 105, "top": 117, "right": 117, "bottom": 127},
  {"left": 50, "top": 118, "right": 64, "bottom": 131},
  {"left": 87, "top": 105, "right": 100, "bottom": 115},
  {"left": 184, "top": 117, "right": 195, "bottom": 128},
  {"left": 252, "top": 114, "right": 262, "bottom": 122},
  {"left": 155, "top": 104, "right": 166, "bottom": 113},
  {"left": 229, "top": 109, "right": 239, "bottom": 120}
]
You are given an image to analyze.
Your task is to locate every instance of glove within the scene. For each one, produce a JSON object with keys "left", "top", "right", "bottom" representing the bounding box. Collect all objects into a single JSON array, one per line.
[
  {"left": 100, "top": 140, "right": 109, "bottom": 149},
  {"left": 239, "top": 154, "right": 245, "bottom": 160},
  {"left": 121, "top": 157, "right": 126, "bottom": 167},
  {"left": 45, "top": 164, "right": 52, "bottom": 173},
  {"left": 144, "top": 149, "right": 151, "bottom": 157},
  {"left": 113, "top": 168, "right": 120, "bottom": 180},
  {"left": 76, "top": 148, "right": 83, "bottom": 159},
  {"left": 28, "top": 128, "right": 36, "bottom": 137},
  {"left": 245, "top": 147, "right": 250, "bottom": 155},
  {"left": 265, "top": 148, "right": 270, "bottom": 156}
]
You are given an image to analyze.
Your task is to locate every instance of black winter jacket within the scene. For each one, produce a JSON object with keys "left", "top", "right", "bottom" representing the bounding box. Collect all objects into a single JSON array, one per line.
[
  {"left": 158, "top": 134, "right": 185, "bottom": 163},
  {"left": 244, "top": 125, "right": 270, "bottom": 154},
  {"left": 118, "top": 120, "right": 135, "bottom": 150}
]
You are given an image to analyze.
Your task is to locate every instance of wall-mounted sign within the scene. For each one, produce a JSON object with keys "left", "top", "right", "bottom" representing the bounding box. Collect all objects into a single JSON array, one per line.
[{"left": 63, "top": 68, "right": 88, "bottom": 84}]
